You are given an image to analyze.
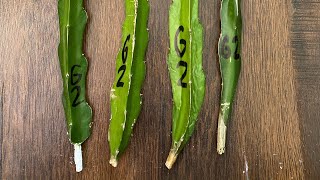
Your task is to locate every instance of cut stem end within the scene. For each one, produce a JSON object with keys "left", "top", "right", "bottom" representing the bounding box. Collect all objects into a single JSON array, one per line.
[
  {"left": 217, "top": 114, "right": 227, "bottom": 155},
  {"left": 109, "top": 157, "right": 118, "bottom": 167},
  {"left": 74, "top": 144, "right": 83, "bottom": 172},
  {"left": 165, "top": 151, "right": 178, "bottom": 169}
]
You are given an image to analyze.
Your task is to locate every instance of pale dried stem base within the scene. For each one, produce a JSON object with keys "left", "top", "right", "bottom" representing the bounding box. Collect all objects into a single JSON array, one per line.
[
  {"left": 165, "top": 151, "right": 178, "bottom": 169},
  {"left": 217, "top": 114, "right": 227, "bottom": 155},
  {"left": 109, "top": 156, "right": 118, "bottom": 167}
]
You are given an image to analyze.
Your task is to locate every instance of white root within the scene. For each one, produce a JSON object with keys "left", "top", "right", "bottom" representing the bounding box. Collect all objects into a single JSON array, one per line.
[{"left": 74, "top": 144, "right": 83, "bottom": 172}]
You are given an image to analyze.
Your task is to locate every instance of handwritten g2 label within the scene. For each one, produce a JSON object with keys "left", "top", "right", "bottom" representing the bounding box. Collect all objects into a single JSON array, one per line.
[
  {"left": 117, "top": 34, "right": 130, "bottom": 87},
  {"left": 71, "top": 64, "right": 84, "bottom": 107},
  {"left": 220, "top": 35, "right": 240, "bottom": 60},
  {"left": 175, "top": 26, "right": 188, "bottom": 88}
]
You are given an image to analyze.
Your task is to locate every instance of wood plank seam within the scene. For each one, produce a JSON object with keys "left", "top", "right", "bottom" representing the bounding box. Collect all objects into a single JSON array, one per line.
[{"left": 0, "top": 82, "right": 4, "bottom": 178}]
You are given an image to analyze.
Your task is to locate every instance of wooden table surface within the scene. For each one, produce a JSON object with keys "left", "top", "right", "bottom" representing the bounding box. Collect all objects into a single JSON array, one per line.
[{"left": 1, "top": 0, "right": 320, "bottom": 179}]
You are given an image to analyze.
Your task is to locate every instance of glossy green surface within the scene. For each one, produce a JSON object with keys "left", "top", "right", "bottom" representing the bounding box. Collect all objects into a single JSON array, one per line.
[
  {"left": 108, "top": 0, "right": 149, "bottom": 165},
  {"left": 58, "top": 0, "right": 93, "bottom": 144},
  {"left": 218, "top": 0, "right": 242, "bottom": 126},
  {"left": 167, "top": 0, "right": 205, "bottom": 158}
]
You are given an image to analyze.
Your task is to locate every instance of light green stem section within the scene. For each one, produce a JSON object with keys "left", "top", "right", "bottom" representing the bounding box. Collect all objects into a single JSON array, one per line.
[
  {"left": 166, "top": 0, "right": 205, "bottom": 169},
  {"left": 108, "top": 0, "right": 149, "bottom": 166}
]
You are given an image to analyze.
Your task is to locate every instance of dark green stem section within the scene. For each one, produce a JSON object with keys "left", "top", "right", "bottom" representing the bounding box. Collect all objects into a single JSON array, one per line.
[{"left": 58, "top": 0, "right": 92, "bottom": 144}]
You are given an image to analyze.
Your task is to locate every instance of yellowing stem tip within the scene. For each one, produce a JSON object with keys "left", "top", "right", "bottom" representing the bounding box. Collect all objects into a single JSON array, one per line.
[
  {"left": 165, "top": 151, "right": 178, "bottom": 169},
  {"left": 109, "top": 157, "right": 118, "bottom": 167}
]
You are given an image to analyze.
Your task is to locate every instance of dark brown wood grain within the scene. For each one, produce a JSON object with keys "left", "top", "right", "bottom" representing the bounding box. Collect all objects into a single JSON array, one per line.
[
  {"left": 0, "top": 0, "right": 319, "bottom": 179},
  {"left": 292, "top": 1, "right": 320, "bottom": 179}
]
